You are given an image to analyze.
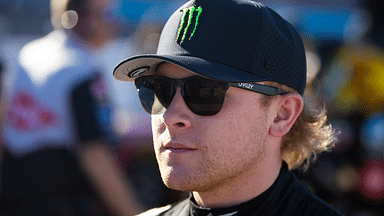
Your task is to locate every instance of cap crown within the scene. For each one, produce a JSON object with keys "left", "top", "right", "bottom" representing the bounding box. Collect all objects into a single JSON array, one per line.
[{"left": 157, "top": 0, "right": 306, "bottom": 93}]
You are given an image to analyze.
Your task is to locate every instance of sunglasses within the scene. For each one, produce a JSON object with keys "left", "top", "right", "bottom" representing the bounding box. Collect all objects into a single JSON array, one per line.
[{"left": 134, "top": 75, "right": 287, "bottom": 116}]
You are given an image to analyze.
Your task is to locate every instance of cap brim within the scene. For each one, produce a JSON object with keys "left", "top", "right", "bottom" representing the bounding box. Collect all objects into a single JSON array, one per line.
[{"left": 113, "top": 54, "right": 268, "bottom": 83}]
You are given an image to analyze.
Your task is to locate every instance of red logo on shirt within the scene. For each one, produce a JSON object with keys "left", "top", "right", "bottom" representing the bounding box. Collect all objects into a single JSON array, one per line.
[{"left": 8, "top": 92, "right": 57, "bottom": 131}]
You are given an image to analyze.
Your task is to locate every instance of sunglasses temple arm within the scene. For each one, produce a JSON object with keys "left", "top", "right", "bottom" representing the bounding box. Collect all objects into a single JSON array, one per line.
[{"left": 229, "top": 83, "right": 287, "bottom": 96}]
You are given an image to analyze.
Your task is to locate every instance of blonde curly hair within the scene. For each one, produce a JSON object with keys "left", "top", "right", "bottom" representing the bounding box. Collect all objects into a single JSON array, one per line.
[{"left": 261, "top": 81, "right": 337, "bottom": 171}]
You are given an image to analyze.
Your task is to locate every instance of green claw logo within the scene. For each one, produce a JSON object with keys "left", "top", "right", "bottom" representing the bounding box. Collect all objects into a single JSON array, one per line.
[{"left": 176, "top": 6, "right": 202, "bottom": 45}]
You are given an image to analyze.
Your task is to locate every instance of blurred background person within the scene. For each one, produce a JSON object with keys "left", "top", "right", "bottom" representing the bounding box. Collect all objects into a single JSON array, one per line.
[{"left": 0, "top": 0, "right": 144, "bottom": 215}]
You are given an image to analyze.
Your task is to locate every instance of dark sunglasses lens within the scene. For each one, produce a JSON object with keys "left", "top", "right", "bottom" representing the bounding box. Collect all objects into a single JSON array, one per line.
[
  {"left": 136, "top": 76, "right": 228, "bottom": 116},
  {"left": 136, "top": 78, "right": 173, "bottom": 114},
  {"left": 184, "top": 78, "right": 227, "bottom": 116}
]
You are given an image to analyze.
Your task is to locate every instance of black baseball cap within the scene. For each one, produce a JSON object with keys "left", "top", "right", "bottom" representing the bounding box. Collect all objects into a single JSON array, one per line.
[{"left": 114, "top": 0, "right": 307, "bottom": 94}]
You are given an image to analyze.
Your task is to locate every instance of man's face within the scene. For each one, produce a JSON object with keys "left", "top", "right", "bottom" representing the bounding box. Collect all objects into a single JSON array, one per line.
[{"left": 151, "top": 63, "right": 276, "bottom": 193}]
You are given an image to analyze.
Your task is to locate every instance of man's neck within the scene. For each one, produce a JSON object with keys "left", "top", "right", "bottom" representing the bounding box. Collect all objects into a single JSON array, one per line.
[{"left": 192, "top": 159, "right": 282, "bottom": 208}]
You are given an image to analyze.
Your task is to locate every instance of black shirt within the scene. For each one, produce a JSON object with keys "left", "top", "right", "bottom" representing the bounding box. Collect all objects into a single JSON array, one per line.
[{"left": 138, "top": 163, "right": 343, "bottom": 216}]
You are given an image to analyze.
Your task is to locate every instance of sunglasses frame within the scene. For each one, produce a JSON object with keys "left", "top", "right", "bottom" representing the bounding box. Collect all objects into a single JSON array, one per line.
[{"left": 134, "top": 75, "right": 287, "bottom": 116}]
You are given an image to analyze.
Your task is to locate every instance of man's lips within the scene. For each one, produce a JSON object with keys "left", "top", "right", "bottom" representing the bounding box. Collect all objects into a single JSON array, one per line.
[{"left": 163, "top": 142, "right": 197, "bottom": 153}]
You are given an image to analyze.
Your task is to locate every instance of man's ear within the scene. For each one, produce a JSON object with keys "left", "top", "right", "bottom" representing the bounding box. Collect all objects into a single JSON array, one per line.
[{"left": 269, "top": 93, "right": 304, "bottom": 137}]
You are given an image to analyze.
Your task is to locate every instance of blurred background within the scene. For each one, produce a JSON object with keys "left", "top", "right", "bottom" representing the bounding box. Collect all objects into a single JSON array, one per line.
[{"left": 0, "top": 0, "right": 383, "bottom": 216}]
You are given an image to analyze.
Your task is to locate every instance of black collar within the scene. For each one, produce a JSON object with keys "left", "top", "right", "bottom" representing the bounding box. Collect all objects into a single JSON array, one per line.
[{"left": 188, "top": 163, "right": 290, "bottom": 216}]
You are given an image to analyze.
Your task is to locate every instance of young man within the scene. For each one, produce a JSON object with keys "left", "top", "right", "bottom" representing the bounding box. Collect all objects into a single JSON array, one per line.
[
  {"left": 0, "top": 0, "right": 143, "bottom": 215},
  {"left": 114, "top": 0, "right": 342, "bottom": 215}
]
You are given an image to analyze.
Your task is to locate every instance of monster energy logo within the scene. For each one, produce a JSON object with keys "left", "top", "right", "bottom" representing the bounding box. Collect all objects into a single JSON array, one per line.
[{"left": 176, "top": 6, "right": 202, "bottom": 45}]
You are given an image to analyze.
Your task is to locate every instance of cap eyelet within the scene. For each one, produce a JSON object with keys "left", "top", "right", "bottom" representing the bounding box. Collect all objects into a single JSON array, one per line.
[{"left": 128, "top": 66, "right": 150, "bottom": 78}]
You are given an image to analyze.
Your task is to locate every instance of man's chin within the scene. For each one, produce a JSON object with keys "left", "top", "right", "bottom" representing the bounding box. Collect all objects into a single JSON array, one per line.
[{"left": 161, "top": 173, "right": 194, "bottom": 191}]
